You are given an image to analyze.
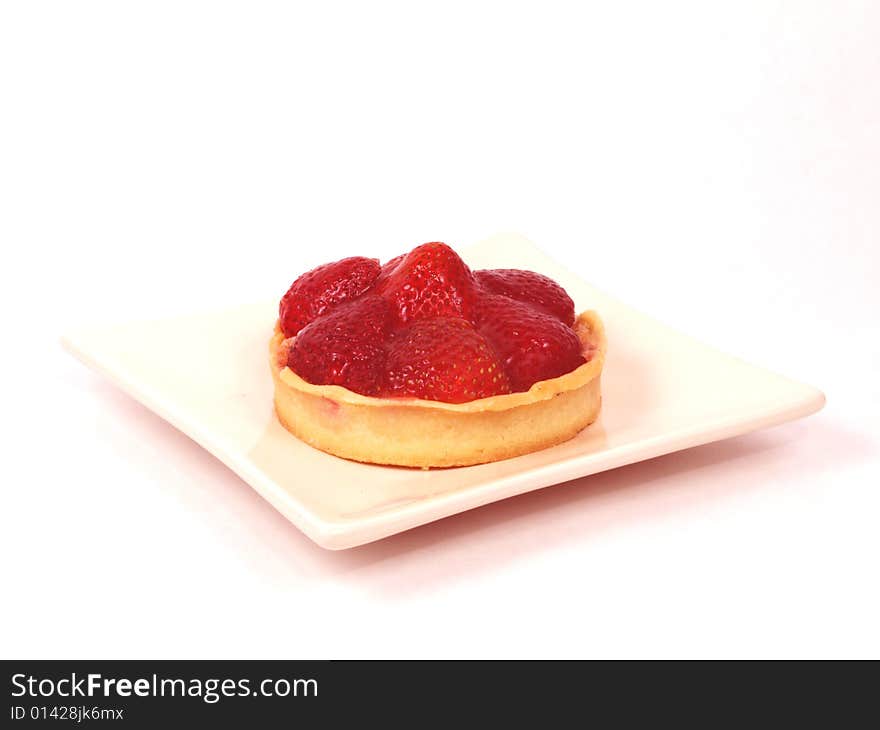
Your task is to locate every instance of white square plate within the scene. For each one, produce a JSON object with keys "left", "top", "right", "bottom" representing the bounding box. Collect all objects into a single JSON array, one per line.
[{"left": 62, "top": 234, "right": 825, "bottom": 549}]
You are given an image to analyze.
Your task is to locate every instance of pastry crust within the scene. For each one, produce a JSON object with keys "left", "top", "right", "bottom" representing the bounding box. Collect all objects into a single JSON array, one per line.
[{"left": 270, "top": 310, "right": 606, "bottom": 468}]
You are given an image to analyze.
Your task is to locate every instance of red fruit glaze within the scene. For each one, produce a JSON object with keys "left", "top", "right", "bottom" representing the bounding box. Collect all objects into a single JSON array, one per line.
[
  {"left": 278, "top": 242, "right": 587, "bottom": 401},
  {"left": 279, "top": 256, "right": 380, "bottom": 337},
  {"left": 374, "top": 242, "right": 477, "bottom": 324},
  {"left": 287, "top": 295, "right": 391, "bottom": 396},
  {"left": 386, "top": 317, "right": 510, "bottom": 403},
  {"left": 475, "top": 268, "right": 575, "bottom": 325},
  {"left": 475, "top": 294, "right": 585, "bottom": 392},
  {"left": 377, "top": 253, "right": 406, "bottom": 280}
]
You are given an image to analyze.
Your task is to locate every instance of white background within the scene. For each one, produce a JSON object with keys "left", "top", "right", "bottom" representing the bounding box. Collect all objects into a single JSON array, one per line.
[{"left": 2, "top": 1, "right": 878, "bottom": 658}]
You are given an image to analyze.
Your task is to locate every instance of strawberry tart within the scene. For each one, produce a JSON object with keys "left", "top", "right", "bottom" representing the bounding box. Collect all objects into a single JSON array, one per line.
[{"left": 270, "top": 242, "right": 605, "bottom": 467}]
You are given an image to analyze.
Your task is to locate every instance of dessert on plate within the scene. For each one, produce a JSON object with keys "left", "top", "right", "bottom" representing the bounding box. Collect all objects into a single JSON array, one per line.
[{"left": 269, "top": 242, "right": 605, "bottom": 467}]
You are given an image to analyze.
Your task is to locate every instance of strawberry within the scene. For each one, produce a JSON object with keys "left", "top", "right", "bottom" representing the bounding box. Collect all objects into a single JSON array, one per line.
[
  {"left": 375, "top": 242, "right": 477, "bottom": 324},
  {"left": 288, "top": 295, "right": 391, "bottom": 396},
  {"left": 475, "top": 268, "right": 575, "bottom": 325},
  {"left": 281, "top": 242, "right": 586, "bottom": 401},
  {"left": 379, "top": 253, "right": 406, "bottom": 278},
  {"left": 475, "top": 295, "right": 584, "bottom": 392},
  {"left": 371, "top": 252, "right": 406, "bottom": 292},
  {"left": 279, "top": 256, "right": 380, "bottom": 337},
  {"left": 386, "top": 317, "right": 510, "bottom": 403}
]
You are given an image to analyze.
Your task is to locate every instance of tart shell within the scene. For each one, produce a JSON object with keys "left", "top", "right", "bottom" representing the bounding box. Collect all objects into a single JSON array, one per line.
[{"left": 269, "top": 310, "right": 606, "bottom": 468}]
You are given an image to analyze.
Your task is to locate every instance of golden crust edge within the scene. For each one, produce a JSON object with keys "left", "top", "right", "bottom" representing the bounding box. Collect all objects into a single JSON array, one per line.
[{"left": 272, "top": 391, "right": 603, "bottom": 468}]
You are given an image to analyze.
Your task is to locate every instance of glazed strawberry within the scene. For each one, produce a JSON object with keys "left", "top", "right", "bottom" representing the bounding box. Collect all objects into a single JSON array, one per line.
[
  {"left": 280, "top": 242, "right": 588, "bottom": 401},
  {"left": 288, "top": 295, "right": 391, "bottom": 396},
  {"left": 375, "top": 242, "right": 477, "bottom": 324},
  {"left": 377, "top": 253, "right": 405, "bottom": 279},
  {"left": 475, "top": 295, "right": 585, "bottom": 392},
  {"left": 279, "top": 256, "right": 380, "bottom": 337},
  {"left": 475, "top": 268, "right": 575, "bottom": 325},
  {"left": 370, "top": 252, "right": 406, "bottom": 294},
  {"left": 386, "top": 317, "right": 510, "bottom": 403}
]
